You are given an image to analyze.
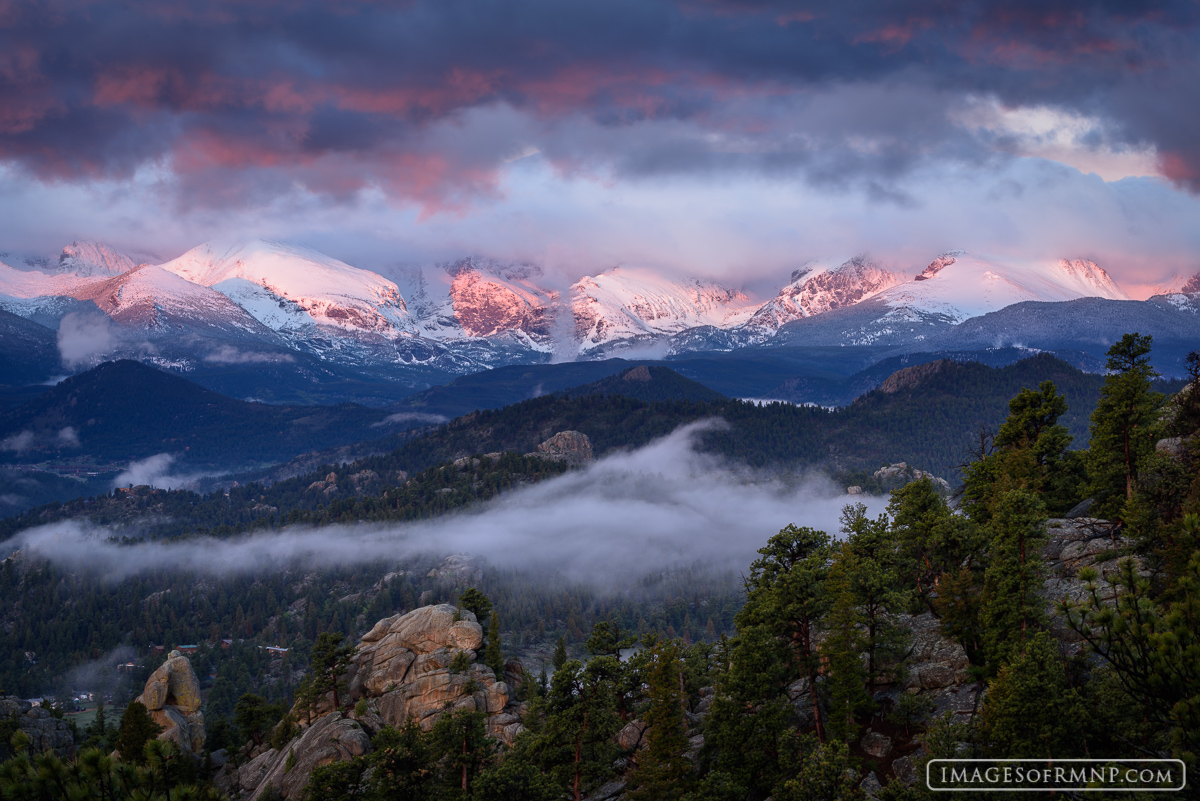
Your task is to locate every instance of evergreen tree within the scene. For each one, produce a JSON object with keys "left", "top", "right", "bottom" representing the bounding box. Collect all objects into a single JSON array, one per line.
[
  {"left": 114, "top": 701, "right": 162, "bottom": 765},
  {"left": 1062, "top": 553, "right": 1200, "bottom": 760},
  {"left": 820, "top": 566, "right": 870, "bottom": 744},
  {"left": 458, "top": 588, "right": 493, "bottom": 625},
  {"left": 626, "top": 641, "right": 694, "bottom": 801},
  {"left": 980, "top": 632, "right": 1084, "bottom": 758},
  {"left": 429, "top": 708, "right": 493, "bottom": 796},
  {"left": 888, "top": 478, "right": 988, "bottom": 665},
  {"left": 553, "top": 636, "right": 568, "bottom": 670},
  {"left": 774, "top": 734, "right": 862, "bottom": 801},
  {"left": 1088, "top": 333, "right": 1164, "bottom": 518},
  {"left": 838, "top": 504, "right": 909, "bottom": 694},
  {"left": 234, "top": 693, "right": 277, "bottom": 747},
  {"left": 698, "top": 626, "right": 794, "bottom": 795},
  {"left": 980, "top": 490, "right": 1048, "bottom": 667},
  {"left": 585, "top": 621, "right": 639, "bottom": 721},
  {"left": 306, "top": 632, "right": 356, "bottom": 713},
  {"left": 738, "top": 524, "right": 834, "bottom": 741},
  {"left": 371, "top": 722, "right": 434, "bottom": 801},
  {"left": 962, "top": 381, "right": 1077, "bottom": 520},
  {"left": 539, "top": 658, "right": 621, "bottom": 800},
  {"left": 484, "top": 611, "right": 504, "bottom": 677}
]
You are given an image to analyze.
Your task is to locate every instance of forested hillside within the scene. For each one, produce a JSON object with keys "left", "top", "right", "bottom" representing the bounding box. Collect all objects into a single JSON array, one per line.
[
  {"left": 2, "top": 354, "right": 1181, "bottom": 544},
  {"left": 0, "top": 360, "right": 397, "bottom": 468},
  {"left": 3, "top": 337, "right": 1197, "bottom": 801}
]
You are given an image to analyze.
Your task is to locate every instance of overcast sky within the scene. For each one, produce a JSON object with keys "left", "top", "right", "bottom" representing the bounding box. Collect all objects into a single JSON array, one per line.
[{"left": 1, "top": 1, "right": 1198, "bottom": 296}]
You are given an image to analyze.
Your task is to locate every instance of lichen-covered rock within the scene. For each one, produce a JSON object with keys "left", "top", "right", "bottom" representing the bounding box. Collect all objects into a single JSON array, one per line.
[
  {"left": 860, "top": 771, "right": 883, "bottom": 798},
  {"left": 136, "top": 650, "right": 205, "bottom": 756}
]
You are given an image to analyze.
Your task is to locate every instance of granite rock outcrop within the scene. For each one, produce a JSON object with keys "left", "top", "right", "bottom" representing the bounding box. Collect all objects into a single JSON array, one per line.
[
  {"left": 224, "top": 604, "right": 526, "bottom": 800},
  {"left": 136, "top": 650, "right": 206, "bottom": 756},
  {"left": 0, "top": 697, "right": 75, "bottom": 759}
]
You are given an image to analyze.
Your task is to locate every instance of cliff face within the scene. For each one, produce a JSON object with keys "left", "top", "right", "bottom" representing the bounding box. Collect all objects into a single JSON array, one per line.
[{"left": 221, "top": 604, "right": 524, "bottom": 800}]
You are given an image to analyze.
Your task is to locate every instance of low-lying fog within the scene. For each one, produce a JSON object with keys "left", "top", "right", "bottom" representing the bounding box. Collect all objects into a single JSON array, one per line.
[{"left": 12, "top": 421, "right": 887, "bottom": 583}]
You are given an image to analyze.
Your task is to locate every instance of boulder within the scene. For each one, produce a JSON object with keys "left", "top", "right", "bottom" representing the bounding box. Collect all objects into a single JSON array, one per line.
[
  {"left": 893, "top": 747, "right": 926, "bottom": 786},
  {"left": 860, "top": 771, "right": 883, "bottom": 798},
  {"left": 351, "top": 605, "right": 484, "bottom": 700},
  {"left": 250, "top": 713, "right": 371, "bottom": 800},
  {"left": 234, "top": 605, "right": 529, "bottom": 800},
  {"left": 2, "top": 700, "right": 75, "bottom": 759},
  {"left": 860, "top": 730, "right": 893, "bottom": 759},
  {"left": 531, "top": 430, "right": 595, "bottom": 466},
  {"left": 136, "top": 650, "right": 205, "bottom": 756},
  {"left": 616, "top": 719, "right": 648, "bottom": 752}
]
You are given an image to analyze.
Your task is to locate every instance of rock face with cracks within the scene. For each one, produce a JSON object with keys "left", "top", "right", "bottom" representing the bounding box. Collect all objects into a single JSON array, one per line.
[
  {"left": 136, "top": 650, "right": 205, "bottom": 756},
  {"left": 224, "top": 604, "right": 525, "bottom": 800}
]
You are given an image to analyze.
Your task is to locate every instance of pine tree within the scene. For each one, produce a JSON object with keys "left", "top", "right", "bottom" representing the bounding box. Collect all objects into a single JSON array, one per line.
[
  {"left": 626, "top": 641, "right": 694, "bottom": 800},
  {"left": 307, "top": 632, "right": 356, "bottom": 713},
  {"left": 980, "top": 490, "right": 1048, "bottom": 667},
  {"left": 429, "top": 707, "right": 493, "bottom": 795},
  {"left": 114, "top": 701, "right": 162, "bottom": 765},
  {"left": 888, "top": 477, "right": 988, "bottom": 665},
  {"left": 553, "top": 636, "right": 568, "bottom": 670},
  {"left": 838, "top": 504, "right": 909, "bottom": 694},
  {"left": 980, "top": 632, "right": 1084, "bottom": 758},
  {"left": 484, "top": 610, "right": 504, "bottom": 677},
  {"left": 962, "top": 381, "right": 1077, "bottom": 520},
  {"left": 234, "top": 693, "right": 276, "bottom": 746},
  {"left": 1088, "top": 333, "right": 1164, "bottom": 518},
  {"left": 458, "top": 588, "right": 493, "bottom": 624},
  {"left": 738, "top": 525, "right": 834, "bottom": 742},
  {"left": 540, "top": 659, "right": 621, "bottom": 800},
  {"left": 820, "top": 565, "right": 869, "bottom": 744}
]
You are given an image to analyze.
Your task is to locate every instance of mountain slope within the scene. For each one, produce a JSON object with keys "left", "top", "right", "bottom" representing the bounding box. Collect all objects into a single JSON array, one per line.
[
  {"left": 56, "top": 241, "right": 141, "bottom": 276},
  {"left": 0, "top": 360, "right": 394, "bottom": 468},
  {"left": 740, "top": 256, "right": 903, "bottom": 341},
  {"left": 0, "top": 309, "right": 58, "bottom": 385},
  {"left": 915, "top": 295, "right": 1200, "bottom": 374},
  {"left": 873, "top": 253, "right": 1128, "bottom": 322},
  {"left": 160, "top": 240, "right": 413, "bottom": 339},
  {"left": 564, "top": 364, "right": 726, "bottom": 402},
  {"left": 570, "top": 266, "right": 758, "bottom": 354}
]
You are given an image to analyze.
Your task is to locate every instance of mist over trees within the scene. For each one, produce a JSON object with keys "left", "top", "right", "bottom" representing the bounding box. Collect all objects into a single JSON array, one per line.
[{"left": 1, "top": 339, "right": 1198, "bottom": 799}]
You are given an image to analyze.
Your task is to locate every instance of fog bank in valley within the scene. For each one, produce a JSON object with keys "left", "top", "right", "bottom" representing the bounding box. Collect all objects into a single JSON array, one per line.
[{"left": 13, "top": 422, "right": 887, "bottom": 584}]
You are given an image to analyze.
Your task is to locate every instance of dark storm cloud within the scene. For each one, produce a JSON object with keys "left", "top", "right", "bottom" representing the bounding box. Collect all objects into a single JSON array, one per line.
[{"left": 0, "top": 0, "right": 1197, "bottom": 209}]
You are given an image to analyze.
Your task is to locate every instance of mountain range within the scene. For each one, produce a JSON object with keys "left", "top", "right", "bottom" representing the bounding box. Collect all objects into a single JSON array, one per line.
[{"left": 1, "top": 239, "right": 1197, "bottom": 404}]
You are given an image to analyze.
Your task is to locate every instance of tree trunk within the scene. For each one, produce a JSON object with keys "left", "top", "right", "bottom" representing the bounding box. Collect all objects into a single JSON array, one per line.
[{"left": 797, "top": 623, "right": 825, "bottom": 742}]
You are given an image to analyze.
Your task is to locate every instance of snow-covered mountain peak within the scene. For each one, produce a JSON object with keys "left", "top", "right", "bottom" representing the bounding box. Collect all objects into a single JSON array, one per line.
[
  {"left": 742, "top": 255, "right": 903, "bottom": 338},
  {"left": 876, "top": 254, "right": 1131, "bottom": 323},
  {"left": 1149, "top": 271, "right": 1200, "bottom": 296},
  {"left": 159, "top": 240, "right": 412, "bottom": 337},
  {"left": 1051, "top": 258, "right": 1129, "bottom": 300},
  {"left": 570, "top": 265, "right": 759, "bottom": 352},
  {"left": 441, "top": 256, "right": 545, "bottom": 283},
  {"left": 57, "top": 241, "right": 140, "bottom": 277}
]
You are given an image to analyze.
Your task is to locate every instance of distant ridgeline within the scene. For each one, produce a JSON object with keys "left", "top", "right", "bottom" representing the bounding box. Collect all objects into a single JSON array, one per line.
[{"left": 0, "top": 354, "right": 1183, "bottom": 544}]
